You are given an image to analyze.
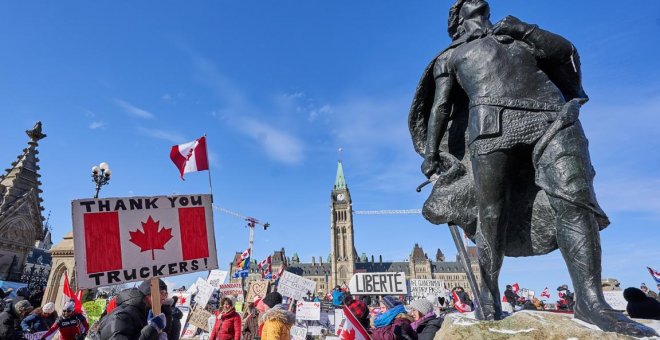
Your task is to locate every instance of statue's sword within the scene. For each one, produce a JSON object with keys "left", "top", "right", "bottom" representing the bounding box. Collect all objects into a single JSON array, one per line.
[{"left": 417, "top": 175, "right": 485, "bottom": 319}]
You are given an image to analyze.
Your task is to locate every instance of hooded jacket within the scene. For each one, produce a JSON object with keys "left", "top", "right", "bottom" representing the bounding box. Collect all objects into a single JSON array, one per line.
[
  {"left": 260, "top": 305, "right": 295, "bottom": 340},
  {"left": 0, "top": 302, "right": 24, "bottom": 340},
  {"left": 372, "top": 313, "right": 418, "bottom": 340},
  {"left": 21, "top": 307, "right": 58, "bottom": 332},
  {"left": 97, "top": 288, "right": 159, "bottom": 340},
  {"left": 624, "top": 287, "right": 660, "bottom": 320}
]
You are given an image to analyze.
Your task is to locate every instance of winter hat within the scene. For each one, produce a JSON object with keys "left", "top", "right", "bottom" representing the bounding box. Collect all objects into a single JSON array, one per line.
[
  {"left": 14, "top": 300, "right": 32, "bottom": 314},
  {"left": 64, "top": 301, "right": 76, "bottom": 312},
  {"left": 42, "top": 302, "right": 56, "bottom": 314},
  {"left": 623, "top": 287, "right": 647, "bottom": 302},
  {"left": 262, "top": 292, "right": 283, "bottom": 308},
  {"left": 380, "top": 296, "right": 401, "bottom": 309},
  {"left": 138, "top": 278, "right": 167, "bottom": 296},
  {"left": 344, "top": 296, "right": 368, "bottom": 320},
  {"left": 410, "top": 298, "right": 434, "bottom": 315}
]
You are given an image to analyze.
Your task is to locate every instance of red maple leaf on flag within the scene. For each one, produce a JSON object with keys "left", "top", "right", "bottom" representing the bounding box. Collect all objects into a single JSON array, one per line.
[
  {"left": 340, "top": 329, "right": 356, "bottom": 340},
  {"left": 129, "top": 216, "right": 173, "bottom": 260},
  {"left": 178, "top": 296, "right": 187, "bottom": 305}
]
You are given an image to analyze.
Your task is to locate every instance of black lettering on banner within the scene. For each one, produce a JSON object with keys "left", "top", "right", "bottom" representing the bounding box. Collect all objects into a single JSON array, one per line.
[
  {"left": 114, "top": 200, "right": 127, "bottom": 211},
  {"left": 140, "top": 267, "right": 150, "bottom": 278},
  {"left": 108, "top": 271, "right": 120, "bottom": 283},
  {"left": 98, "top": 200, "right": 111, "bottom": 212},
  {"left": 395, "top": 274, "right": 403, "bottom": 292},
  {"left": 179, "top": 197, "right": 189, "bottom": 206},
  {"left": 191, "top": 196, "right": 202, "bottom": 206},
  {"left": 168, "top": 263, "right": 178, "bottom": 275},
  {"left": 124, "top": 269, "right": 137, "bottom": 280},
  {"left": 365, "top": 275, "right": 373, "bottom": 292},
  {"left": 191, "top": 260, "right": 199, "bottom": 271},
  {"left": 89, "top": 273, "right": 103, "bottom": 286},
  {"left": 80, "top": 201, "right": 95, "bottom": 213},
  {"left": 129, "top": 199, "right": 143, "bottom": 210},
  {"left": 179, "top": 262, "right": 188, "bottom": 273},
  {"left": 153, "top": 265, "right": 165, "bottom": 277},
  {"left": 381, "top": 274, "right": 388, "bottom": 292},
  {"left": 168, "top": 197, "right": 177, "bottom": 208},
  {"left": 145, "top": 198, "right": 158, "bottom": 209}
]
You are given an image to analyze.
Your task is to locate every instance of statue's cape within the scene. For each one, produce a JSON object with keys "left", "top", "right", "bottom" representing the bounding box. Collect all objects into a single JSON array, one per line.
[{"left": 408, "top": 37, "right": 609, "bottom": 257}]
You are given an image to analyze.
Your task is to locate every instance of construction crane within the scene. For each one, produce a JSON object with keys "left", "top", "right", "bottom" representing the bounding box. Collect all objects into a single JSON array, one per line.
[
  {"left": 213, "top": 204, "right": 270, "bottom": 230},
  {"left": 353, "top": 209, "right": 421, "bottom": 215}
]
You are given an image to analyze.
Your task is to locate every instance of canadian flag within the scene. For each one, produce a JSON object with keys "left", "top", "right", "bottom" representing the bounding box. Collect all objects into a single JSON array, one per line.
[
  {"left": 337, "top": 305, "right": 370, "bottom": 340},
  {"left": 512, "top": 283, "right": 520, "bottom": 294},
  {"left": 72, "top": 195, "right": 217, "bottom": 289},
  {"left": 452, "top": 290, "right": 472, "bottom": 313},
  {"left": 540, "top": 287, "right": 551, "bottom": 299},
  {"left": 258, "top": 256, "right": 272, "bottom": 278},
  {"left": 63, "top": 271, "right": 82, "bottom": 313},
  {"left": 170, "top": 136, "right": 209, "bottom": 179}
]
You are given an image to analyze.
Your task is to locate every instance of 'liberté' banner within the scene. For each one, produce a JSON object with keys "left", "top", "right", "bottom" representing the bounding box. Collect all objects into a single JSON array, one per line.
[
  {"left": 72, "top": 194, "right": 218, "bottom": 289},
  {"left": 348, "top": 272, "right": 407, "bottom": 295}
]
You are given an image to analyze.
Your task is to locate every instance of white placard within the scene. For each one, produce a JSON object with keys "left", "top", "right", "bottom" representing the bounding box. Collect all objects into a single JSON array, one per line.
[
  {"left": 334, "top": 309, "right": 345, "bottom": 327},
  {"left": 218, "top": 283, "right": 243, "bottom": 297},
  {"left": 194, "top": 278, "right": 215, "bottom": 308},
  {"left": 207, "top": 270, "right": 228, "bottom": 287},
  {"left": 278, "top": 271, "right": 317, "bottom": 301},
  {"left": 175, "top": 292, "right": 192, "bottom": 308},
  {"left": 308, "top": 325, "right": 324, "bottom": 335},
  {"left": 72, "top": 194, "right": 218, "bottom": 288},
  {"left": 290, "top": 325, "right": 307, "bottom": 340},
  {"left": 603, "top": 290, "right": 627, "bottom": 311},
  {"left": 348, "top": 272, "right": 407, "bottom": 295},
  {"left": 409, "top": 279, "right": 446, "bottom": 299},
  {"left": 296, "top": 301, "right": 321, "bottom": 321}
]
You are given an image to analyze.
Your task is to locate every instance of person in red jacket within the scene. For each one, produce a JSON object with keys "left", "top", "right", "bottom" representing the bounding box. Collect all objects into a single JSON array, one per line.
[
  {"left": 210, "top": 297, "right": 241, "bottom": 340},
  {"left": 40, "top": 301, "right": 89, "bottom": 340}
]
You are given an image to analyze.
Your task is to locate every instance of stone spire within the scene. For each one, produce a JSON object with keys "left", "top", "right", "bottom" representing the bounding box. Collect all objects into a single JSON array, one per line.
[
  {"left": 334, "top": 161, "right": 347, "bottom": 190},
  {"left": 436, "top": 248, "right": 445, "bottom": 262},
  {"left": 0, "top": 122, "right": 46, "bottom": 226}
]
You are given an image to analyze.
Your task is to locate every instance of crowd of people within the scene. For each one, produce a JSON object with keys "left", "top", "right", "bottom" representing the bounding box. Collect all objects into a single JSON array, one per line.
[{"left": 0, "top": 277, "right": 658, "bottom": 339}]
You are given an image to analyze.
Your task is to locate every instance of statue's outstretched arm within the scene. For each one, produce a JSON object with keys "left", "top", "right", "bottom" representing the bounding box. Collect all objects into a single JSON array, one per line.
[{"left": 422, "top": 58, "right": 455, "bottom": 178}]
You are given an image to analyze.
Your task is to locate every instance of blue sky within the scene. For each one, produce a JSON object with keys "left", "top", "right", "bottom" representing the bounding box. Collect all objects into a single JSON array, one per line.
[{"left": 0, "top": 1, "right": 659, "bottom": 298}]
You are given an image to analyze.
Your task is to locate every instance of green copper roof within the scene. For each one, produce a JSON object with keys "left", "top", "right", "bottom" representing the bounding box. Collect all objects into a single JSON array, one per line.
[{"left": 334, "top": 161, "right": 347, "bottom": 190}]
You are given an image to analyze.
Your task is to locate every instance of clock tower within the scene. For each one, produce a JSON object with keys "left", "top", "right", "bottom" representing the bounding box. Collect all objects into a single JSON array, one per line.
[{"left": 330, "top": 160, "right": 357, "bottom": 288}]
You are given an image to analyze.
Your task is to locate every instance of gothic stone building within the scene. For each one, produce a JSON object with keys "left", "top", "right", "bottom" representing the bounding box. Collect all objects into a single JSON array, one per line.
[
  {"left": 0, "top": 122, "right": 48, "bottom": 281},
  {"left": 230, "top": 161, "right": 480, "bottom": 295}
]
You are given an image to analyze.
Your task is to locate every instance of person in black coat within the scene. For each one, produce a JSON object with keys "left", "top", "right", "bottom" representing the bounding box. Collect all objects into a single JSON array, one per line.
[
  {"left": 504, "top": 285, "right": 519, "bottom": 310},
  {"left": 624, "top": 287, "right": 660, "bottom": 320},
  {"left": 97, "top": 279, "right": 168, "bottom": 340},
  {"left": 162, "top": 297, "right": 183, "bottom": 340},
  {"left": 0, "top": 300, "right": 33, "bottom": 340}
]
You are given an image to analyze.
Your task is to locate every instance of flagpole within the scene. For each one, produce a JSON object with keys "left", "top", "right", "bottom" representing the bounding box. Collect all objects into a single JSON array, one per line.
[{"left": 204, "top": 133, "right": 214, "bottom": 202}]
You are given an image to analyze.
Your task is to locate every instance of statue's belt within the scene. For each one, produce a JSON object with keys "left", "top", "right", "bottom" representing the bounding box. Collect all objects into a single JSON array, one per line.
[{"left": 470, "top": 97, "right": 565, "bottom": 120}]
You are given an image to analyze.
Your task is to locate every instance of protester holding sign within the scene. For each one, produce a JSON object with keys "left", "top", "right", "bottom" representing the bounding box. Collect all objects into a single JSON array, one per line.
[
  {"left": 40, "top": 301, "right": 89, "bottom": 340},
  {"left": 209, "top": 297, "right": 241, "bottom": 340},
  {"left": 259, "top": 292, "right": 295, "bottom": 340},
  {"left": 21, "top": 302, "right": 57, "bottom": 333},
  {"left": 371, "top": 296, "right": 417, "bottom": 340},
  {"left": 97, "top": 279, "right": 167, "bottom": 340}
]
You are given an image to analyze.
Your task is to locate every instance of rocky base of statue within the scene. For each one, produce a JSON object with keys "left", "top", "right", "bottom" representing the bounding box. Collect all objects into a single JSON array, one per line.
[{"left": 434, "top": 311, "right": 660, "bottom": 340}]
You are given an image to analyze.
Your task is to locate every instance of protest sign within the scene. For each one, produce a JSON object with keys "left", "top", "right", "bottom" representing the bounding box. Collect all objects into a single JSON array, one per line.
[
  {"left": 207, "top": 270, "right": 228, "bottom": 287},
  {"left": 296, "top": 301, "right": 321, "bottom": 321},
  {"left": 334, "top": 309, "right": 345, "bottom": 327},
  {"left": 72, "top": 194, "right": 218, "bottom": 289},
  {"left": 409, "top": 279, "right": 446, "bottom": 299},
  {"left": 82, "top": 298, "right": 107, "bottom": 325},
  {"left": 348, "top": 272, "right": 407, "bottom": 295},
  {"left": 194, "top": 278, "right": 215, "bottom": 308},
  {"left": 290, "top": 325, "right": 307, "bottom": 340},
  {"left": 24, "top": 332, "right": 52, "bottom": 340},
  {"left": 187, "top": 282, "right": 199, "bottom": 295},
  {"left": 189, "top": 306, "right": 213, "bottom": 332},
  {"left": 199, "top": 333, "right": 210, "bottom": 340},
  {"left": 320, "top": 301, "right": 334, "bottom": 312},
  {"left": 246, "top": 280, "right": 270, "bottom": 303},
  {"left": 176, "top": 292, "right": 192, "bottom": 309},
  {"left": 181, "top": 323, "right": 198, "bottom": 338},
  {"left": 278, "top": 271, "right": 316, "bottom": 301},
  {"left": 217, "top": 283, "right": 243, "bottom": 297},
  {"left": 308, "top": 325, "right": 324, "bottom": 335},
  {"left": 603, "top": 290, "right": 627, "bottom": 311}
]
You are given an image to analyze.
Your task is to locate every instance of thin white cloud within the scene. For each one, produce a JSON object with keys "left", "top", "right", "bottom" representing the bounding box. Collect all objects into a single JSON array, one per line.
[
  {"left": 88, "top": 121, "right": 105, "bottom": 130},
  {"left": 115, "top": 99, "right": 155, "bottom": 119},
  {"left": 136, "top": 127, "right": 186, "bottom": 144},
  {"left": 238, "top": 117, "right": 304, "bottom": 165}
]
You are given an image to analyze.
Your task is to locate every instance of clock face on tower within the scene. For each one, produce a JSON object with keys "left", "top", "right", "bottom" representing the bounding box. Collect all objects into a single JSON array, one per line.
[{"left": 337, "top": 193, "right": 345, "bottom": 202}]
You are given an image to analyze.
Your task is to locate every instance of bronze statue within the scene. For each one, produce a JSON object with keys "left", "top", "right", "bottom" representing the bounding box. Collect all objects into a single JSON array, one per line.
[{"left": 409, "top": 0, "right": 657, "bottom": 336}]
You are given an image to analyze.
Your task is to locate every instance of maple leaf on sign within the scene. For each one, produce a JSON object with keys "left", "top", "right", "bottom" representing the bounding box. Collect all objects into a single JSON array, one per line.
[
  {"left": 178, "top": 296, "right": 187, "bottom": 305},
  {"left": 129, "top": 216, "right": 173, "bottom": 260},
  {"left": 340, "top": 329, "right": 356, "bottom": 340}
]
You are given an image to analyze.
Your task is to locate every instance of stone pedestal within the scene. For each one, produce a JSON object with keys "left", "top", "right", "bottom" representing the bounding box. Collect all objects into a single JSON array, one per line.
[{"left": 434, "top": 311, "right": 660, "bottom": 340}]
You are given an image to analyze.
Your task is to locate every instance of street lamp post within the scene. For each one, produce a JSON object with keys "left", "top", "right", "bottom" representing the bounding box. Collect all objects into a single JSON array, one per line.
[{"left": 91, "top": 162, "right": 112, "bottom": 198}]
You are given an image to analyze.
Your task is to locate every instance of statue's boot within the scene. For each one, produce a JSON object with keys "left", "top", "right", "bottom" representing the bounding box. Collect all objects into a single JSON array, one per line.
[
  {"left": 475, "top": 229, "right": 504, "bottom": 321},
  {"left": 553, "top": 198, "right": 658, "bottom": 337}
]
